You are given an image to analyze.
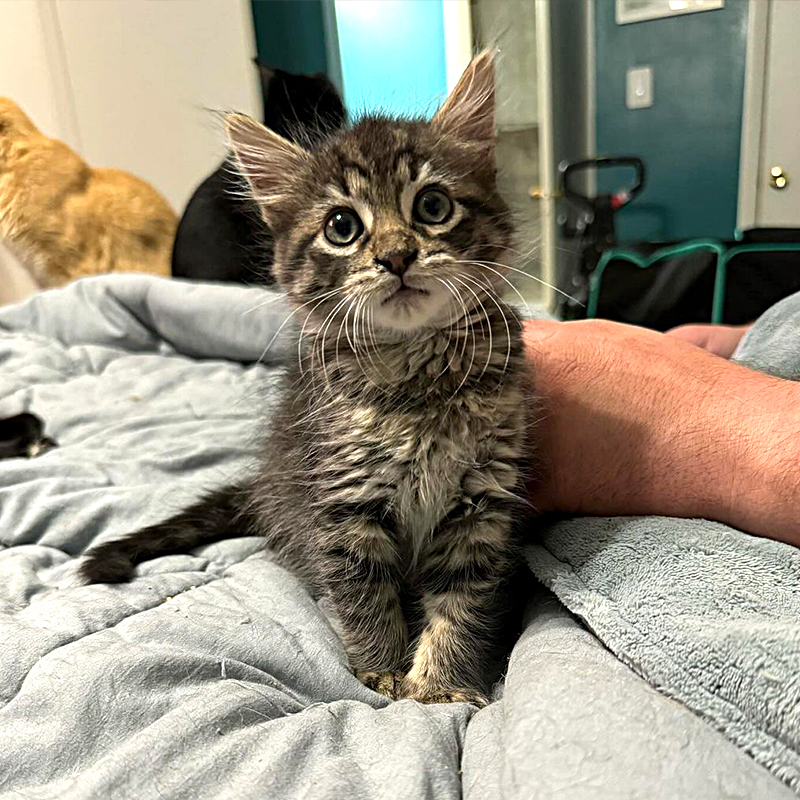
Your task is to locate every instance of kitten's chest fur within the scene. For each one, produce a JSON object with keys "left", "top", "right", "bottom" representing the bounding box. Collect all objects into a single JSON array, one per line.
[
  {"left": 278, "top": 306, "right": 528, "bottom": 566},
  {"left": 325, "top": 397, "right": 483, "bottom": 548}
]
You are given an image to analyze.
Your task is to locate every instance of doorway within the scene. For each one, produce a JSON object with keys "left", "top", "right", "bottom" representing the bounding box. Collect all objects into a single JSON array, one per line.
[{"left": 739, "top": 0, "right": 800, "bottom": 229}]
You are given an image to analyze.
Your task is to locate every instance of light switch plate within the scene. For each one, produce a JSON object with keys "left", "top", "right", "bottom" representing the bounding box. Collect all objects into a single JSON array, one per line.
[{"left": 626, "top": 66, "right": 653, "bottom": 109}]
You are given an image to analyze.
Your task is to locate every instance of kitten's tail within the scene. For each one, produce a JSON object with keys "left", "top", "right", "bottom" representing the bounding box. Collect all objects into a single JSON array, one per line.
[{"left": 79, "top": 484, "right": 260, "bottom": 584}]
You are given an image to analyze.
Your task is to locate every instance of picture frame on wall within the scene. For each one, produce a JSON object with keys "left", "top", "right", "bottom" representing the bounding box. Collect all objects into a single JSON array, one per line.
[{"left": 616, "top": 0, "right": 724, "bottom": 25}]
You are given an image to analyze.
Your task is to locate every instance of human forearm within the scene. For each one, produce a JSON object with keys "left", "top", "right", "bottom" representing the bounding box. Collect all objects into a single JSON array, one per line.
[
  {"left": 525, "top": 319, "right": 800, "bottom": 544},
  {"left": 715, "top": 371, "right": 800, "bottom": 544},
  {"left": 636, "top": 352, "right": 800, "bottom": 542}
]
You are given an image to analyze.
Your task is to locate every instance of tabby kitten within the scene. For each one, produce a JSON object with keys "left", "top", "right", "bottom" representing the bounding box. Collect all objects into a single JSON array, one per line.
[
  {"left": 0, "top": 97, "right": 176, "bottom": 288},
  {"left": 81, "top": 51, "right": 531, "bottom": 706}
]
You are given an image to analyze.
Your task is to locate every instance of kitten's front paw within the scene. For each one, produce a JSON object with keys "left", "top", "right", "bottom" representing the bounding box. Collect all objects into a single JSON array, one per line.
[
  {"left": 400, "top": 680, "right": 489, "bottom": 707},
  {"left": 356, "top": 669, "right": 406, "bottom": 700}
]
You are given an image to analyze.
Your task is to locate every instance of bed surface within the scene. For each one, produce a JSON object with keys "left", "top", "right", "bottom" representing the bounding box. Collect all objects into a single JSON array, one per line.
[{"left": 0, "top": 275, "right": 795, "bottom": 799}]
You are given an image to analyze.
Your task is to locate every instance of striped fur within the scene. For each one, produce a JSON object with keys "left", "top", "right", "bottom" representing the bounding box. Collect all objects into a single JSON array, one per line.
[{"left": 81, "top": 52, "right": 535, "bottom": 705}]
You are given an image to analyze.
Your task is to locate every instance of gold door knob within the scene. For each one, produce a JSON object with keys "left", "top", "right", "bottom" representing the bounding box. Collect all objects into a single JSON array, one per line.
[
  {"left": 528, "top": 186, "right": 561, "bottom": 200},
  {"left": 770, "top": 166, "right": 789, "bottom": 190}
]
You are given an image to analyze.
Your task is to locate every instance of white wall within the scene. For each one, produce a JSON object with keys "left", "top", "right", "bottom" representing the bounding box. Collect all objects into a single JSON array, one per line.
[
  {"left": 0, "top": 1, "right": 73, "bottom": 146},
  {"left": 0, "top": 0, "right": 261, "bottom": 215},
  {"left": 54, "top": 0, "right": 261, "bottom": 213}
]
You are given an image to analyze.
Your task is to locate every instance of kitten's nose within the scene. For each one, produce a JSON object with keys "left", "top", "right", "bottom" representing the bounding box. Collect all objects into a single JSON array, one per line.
[{"left": 374, "top": 249, "right": 418, "bottom": 277}]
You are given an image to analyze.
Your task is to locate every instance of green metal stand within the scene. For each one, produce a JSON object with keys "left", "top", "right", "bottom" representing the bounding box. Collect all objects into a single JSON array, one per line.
[{"left": 587, "top": 239, "right": 800, "bottom": 323}]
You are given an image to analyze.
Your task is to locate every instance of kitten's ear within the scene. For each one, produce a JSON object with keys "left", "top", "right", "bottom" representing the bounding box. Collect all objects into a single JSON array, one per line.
[
  {"left": 433, "top": 49, "right": 496, "bottom": 146},
  {"left": 254, "top": 58, "right": 274, "bottom": 80},
  {"left": 253, "top": 58, "right": 275, "bottom": 95},
  {"left": 225, "top": 112, "right": 308, "bottom": 220}
]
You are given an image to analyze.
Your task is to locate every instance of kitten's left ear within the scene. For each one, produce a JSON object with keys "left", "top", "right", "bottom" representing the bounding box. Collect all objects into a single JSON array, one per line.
[
  {"left": 433, "top": 49, "right": 496, "bottom": 147},
  {"left": 253, "top": 58, "right": 275, "bottom": 82},
  {"left": 225, "top": 112, "right": 308, "bottom": 221}
]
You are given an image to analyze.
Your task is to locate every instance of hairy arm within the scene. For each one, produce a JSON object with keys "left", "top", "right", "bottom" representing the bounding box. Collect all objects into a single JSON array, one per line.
[{"left": 524, "top": 319, "right": 800, "bottom": 546}]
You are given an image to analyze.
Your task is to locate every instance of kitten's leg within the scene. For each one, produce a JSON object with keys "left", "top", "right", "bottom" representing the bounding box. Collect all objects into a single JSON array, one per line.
[
  {"left": 402, "top": 505, "right": 516, "bottom": 706},
  {"left": 321, "top": 516, "right": 408, "bottom": 699}
]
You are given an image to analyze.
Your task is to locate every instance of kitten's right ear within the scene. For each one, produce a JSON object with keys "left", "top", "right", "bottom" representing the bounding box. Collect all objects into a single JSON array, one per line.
[
  {"left": 225, "top": 112, "right": 308, "bottom": 221},
  {"left": 433, "top": 49, "right": 496, "bottom": 147}
]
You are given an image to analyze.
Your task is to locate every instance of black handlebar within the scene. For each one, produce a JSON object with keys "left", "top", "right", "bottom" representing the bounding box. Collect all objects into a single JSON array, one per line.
[{"left": 559, "top": 156, "right": 646, "bottom": 212}]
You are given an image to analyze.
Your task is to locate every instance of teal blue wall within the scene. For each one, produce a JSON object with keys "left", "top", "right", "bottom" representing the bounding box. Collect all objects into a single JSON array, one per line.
[
  {"left": 250, "top": 0, "right": 329, "bottom": 76},
  {"left": 596, "top": 0, "right": 748, "bottom": 241},
  {"left": 250, "top": 0, "right": 448, "bottom": 118},
  {"left": 334, "top": 0, "right": 447, "bottom": 118}
]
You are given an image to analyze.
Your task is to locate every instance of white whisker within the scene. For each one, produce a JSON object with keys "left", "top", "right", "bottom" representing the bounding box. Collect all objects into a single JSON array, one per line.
[
  {"left": 434, "top": 277, "right": 470, "bottom": 383},
  {"left": 450, "top": 275, "right": 493, "bottom": 380},
  {"left": 472, "top": 258, "right": 584, "bottom": 307},
  {"left": 451, "top": 259, "right": 532, "bottom": 318},
  {"left": 316, "top": 296, "right": 351, "bottom": 389},
  {"left": 297, "top": 288, "right": 346, "bottom": 376},
  {"left": 256, "top": 286, "right": 342, "bottom": 364},
  {"left": 458, "top": 272, "right": 512, "bottom": 377}
]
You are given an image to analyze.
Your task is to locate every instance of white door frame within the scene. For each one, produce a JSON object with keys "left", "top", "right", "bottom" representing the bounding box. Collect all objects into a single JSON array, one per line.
[
  {"left": 535, "top": 0, "right": 556, "bottom": 308},
  {"left": 442, "top": 0, "right": 473, "bottom": 92},
  {"left": 442, "top": 0, "right": 557, "bottom": 308},
  {"left": 737, "top": 0, "right": 770, "bottom": 230}
]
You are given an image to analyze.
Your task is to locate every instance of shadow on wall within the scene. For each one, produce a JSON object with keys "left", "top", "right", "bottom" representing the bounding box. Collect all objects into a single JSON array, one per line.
[
  {"left": 596, "top": 0, "right": 748, "bottom": 242},
  {"left": 0, "top": 242, "right": 38, "bottom": 305}
]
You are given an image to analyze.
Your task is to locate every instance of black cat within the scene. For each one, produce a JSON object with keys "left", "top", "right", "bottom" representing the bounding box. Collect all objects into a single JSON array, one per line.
[
  {"left": 171, "top": 62, "right": 346, "bottom": 285},
  {"left": 0, "top": 413, "right": 56, "bottom": 460}
]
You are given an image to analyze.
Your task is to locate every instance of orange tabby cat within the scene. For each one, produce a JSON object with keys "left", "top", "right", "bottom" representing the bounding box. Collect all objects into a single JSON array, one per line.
[{"left": 0, "top": 97, "right": 176, "bottom": 288}]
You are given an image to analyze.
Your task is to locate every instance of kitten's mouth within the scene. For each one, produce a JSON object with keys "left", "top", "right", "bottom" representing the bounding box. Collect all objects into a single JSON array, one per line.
[{"left": 381, "top": 284, "right": 429, "bottom": 305}]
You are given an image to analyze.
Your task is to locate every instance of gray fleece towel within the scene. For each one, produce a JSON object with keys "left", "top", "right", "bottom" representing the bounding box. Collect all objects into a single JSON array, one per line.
[{"left": 525, "top": 289, "right": 800, "bottom": 790}]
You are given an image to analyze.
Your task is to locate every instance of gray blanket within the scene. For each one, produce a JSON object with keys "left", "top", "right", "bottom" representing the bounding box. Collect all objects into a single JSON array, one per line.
[
  {"left": 526, "top": 290, "right": 800, "bottom": 792},
  {"left": 0, "top": 275, "right": 796, "bottom": 799}
]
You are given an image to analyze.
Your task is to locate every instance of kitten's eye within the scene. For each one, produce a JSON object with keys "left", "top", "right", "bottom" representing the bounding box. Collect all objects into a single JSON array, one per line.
[
  {"left": 324, "top": 209, "right": 363, "bottom": 246},
  {"left": 413, "top": 188, "right": 453, "bottom": 225}
]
